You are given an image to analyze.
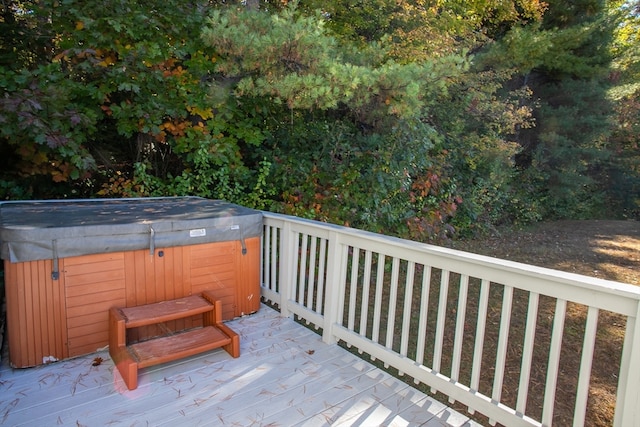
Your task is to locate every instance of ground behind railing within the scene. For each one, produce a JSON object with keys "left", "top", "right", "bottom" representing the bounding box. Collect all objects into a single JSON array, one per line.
[{"left": 260, "top": 213, "right": 640, "bottom": 427}]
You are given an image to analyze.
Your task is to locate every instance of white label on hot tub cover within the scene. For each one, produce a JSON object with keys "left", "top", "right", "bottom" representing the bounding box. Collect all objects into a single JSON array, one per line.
[
  {"left": 190, "top": 228, "right": 206, "bottom": 237},
  {"left": 230, "top": 225, "right": 240, "bottom": 230}
]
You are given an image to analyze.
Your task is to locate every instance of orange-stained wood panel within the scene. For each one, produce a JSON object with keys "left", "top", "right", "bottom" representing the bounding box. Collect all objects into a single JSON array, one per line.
[
  {"left": 4, "top": 259, "right": 68, "bottom": 367},
  {"left": 63, "top": 253, "right": 127, "bottom": 357},
  {"left": 188, "top": 240, "right": 238, "bottom": 320},
  {"left": 126, "top": 249, "right": 160, "bottom": 341},
  {"left": 237, "top": 237, "right": 261, "bottom": 317},
  {"left": 66, "top": 296, "right": 126, "bottom": 318},
  {"left": 70, "top": 338, "right": 110, "bottom": 358},
  {"left": 65, "top": 280, "right": 124, "bottom": 299},
  {"left": 5, "top": 238, "right": 260, "bottom": 368},
  {"left": 123, "top": 246, "right": 201, "bottom": 342},
  {"left": 153, "top": 247, "right": 182, "bottom": 332}
]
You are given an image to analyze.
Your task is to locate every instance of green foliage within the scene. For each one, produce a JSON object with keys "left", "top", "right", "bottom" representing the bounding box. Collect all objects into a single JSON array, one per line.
[
  {"left": 0, "top": 63, "right": 98, "bottom": 196},
  {"left": 201, "top": 5, "right": 468, "bottom": 128},
  {"left": 198, "top": 3, "right": 476, "bottom": 238},
  {"left": 295, "top": 0, "right": 402, "bottom": 45},
  {"left": 0, "top": 0, "right": 276, "bottom": 204},
  {"left": 518, "top": 75, "right": 617, "bottom": 219},
  {"left": 297, "top": 0, "right": 547, "bottom": 57},
  {"left": 426, "top": 68, "right": 535, "bottom": 232},
  {"left": 481, "top": 18, "right": 613, "bottom": 79},
  {"left": 475, "top": 0, "right": 639, "bottom": 222},
  {"left": 612, "top": 1, "right": 640, "bottom": 92},
  {"left": 267, "top": 117, "right": 455, "bottom": 238},
  {"left": 1, "top": 0, "right": 637, "bottom": 239},
  {"left": 602, "top": 90, "right": 640, "bottom": 217}
]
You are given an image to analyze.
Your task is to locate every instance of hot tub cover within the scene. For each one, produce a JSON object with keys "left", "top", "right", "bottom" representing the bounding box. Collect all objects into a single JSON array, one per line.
[{"left": 0, "top": 197, "right": 263, "bottom": 263}]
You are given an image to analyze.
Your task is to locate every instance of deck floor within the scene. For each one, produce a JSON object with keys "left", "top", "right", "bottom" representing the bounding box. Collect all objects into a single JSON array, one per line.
[{"left": 0, "top": 304, "right": 480, "bottom": 426}]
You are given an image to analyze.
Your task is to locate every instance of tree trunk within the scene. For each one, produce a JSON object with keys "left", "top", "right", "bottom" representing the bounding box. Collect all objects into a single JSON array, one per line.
[{"left": 245, "top": 0, "right": 259, "bottom": 11}]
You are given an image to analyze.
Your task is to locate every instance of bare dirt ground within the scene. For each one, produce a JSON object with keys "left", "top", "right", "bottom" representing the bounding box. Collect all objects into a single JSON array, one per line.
[
  {"left": 449, "top": 220, "right": 640, "bottom": 426},
  {"left": 450, "top": 220, "right": 640, "bottom": 286}
]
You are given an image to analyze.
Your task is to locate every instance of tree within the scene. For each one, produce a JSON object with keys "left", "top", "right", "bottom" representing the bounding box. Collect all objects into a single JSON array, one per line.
[
  {"left": 0, "top": 0, "right": 274, "bottom": 204},
  {"left": 480, "top": 0, "right": 628, "bottom": 219},
  {"left": 288, "top": 0, "right": 544, "bottom": 233},
  {"left": 3, "top": 0, "right": 635, "bottom": 240},
  {"left": 199, "top": 3, "right": 471, "bottom": 237},
  {"left": 0, "top": 0, "right": 540, "bottom": 237},
  {"left": 607, "top": 0, "right": 640, "bottom": 216}
]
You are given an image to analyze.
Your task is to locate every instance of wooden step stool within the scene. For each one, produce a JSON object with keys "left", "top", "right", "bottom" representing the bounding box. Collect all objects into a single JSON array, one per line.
[{"left": 109, "top": 290, "right": 240, "bottom": 390}]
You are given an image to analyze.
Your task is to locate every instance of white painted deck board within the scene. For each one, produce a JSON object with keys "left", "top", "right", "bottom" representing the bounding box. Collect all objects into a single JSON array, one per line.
[{"left": 0, "top": 304, "right": 481, "bottom": 426}]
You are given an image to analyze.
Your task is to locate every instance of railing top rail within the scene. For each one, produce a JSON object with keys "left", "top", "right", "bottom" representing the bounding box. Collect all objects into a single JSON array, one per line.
[{"left": 262, "top": 211, "right": 640, "bottom": 315}]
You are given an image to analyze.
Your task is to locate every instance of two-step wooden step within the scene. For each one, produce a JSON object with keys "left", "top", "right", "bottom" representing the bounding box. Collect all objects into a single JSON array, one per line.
[{"left": 109, "top": 291, "right": 240, "bottom": 390}]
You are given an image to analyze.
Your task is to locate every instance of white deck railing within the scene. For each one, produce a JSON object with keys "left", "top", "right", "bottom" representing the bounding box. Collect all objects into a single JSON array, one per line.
[{"left": 259, "top": 212, "right": 640, "bottom": 427}]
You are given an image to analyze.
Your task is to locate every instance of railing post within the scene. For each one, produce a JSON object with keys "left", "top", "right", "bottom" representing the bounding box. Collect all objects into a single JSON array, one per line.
[
  {"left": 322, "top": 230, "right": 345, "bottom": 345},
  {"left": 278, "top": 220, "right": 295, "bottom": 318},
  {"left": 615, "top": 301, "right": 640, "bottom": 427}
]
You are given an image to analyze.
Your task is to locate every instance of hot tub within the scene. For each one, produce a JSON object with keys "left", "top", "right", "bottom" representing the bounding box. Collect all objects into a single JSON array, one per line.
[{"left": 0, "top": 197, "right": 262, "bottom": 368}]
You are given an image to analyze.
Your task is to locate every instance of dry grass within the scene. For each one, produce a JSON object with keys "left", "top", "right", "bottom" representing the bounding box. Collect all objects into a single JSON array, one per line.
[{"left": 450, "top": 220, "right": 640, "bottom": 286}]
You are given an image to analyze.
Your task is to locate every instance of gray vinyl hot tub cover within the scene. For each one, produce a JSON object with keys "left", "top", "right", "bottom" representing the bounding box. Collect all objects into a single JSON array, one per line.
[{"left": 0, "top": 197, "right": 263, "bottom": 263}]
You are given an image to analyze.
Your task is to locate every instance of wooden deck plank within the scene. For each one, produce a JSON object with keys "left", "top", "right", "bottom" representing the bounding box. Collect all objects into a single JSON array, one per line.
[
  {"left": 122, "top": 342, "right": 352, "bottom": 426},
  {"left": 76, "top": 328, "right": 334, "bottom": 426},
  {"left": 0, "top": 304, "right": 480, "bottom": 427},
  {"left": 165, "top": 351, "right": 380, "bottom": 426},
  {"left": 265, "top": 376, "right": 422, "bottom": 426},
  {"left": 0, "top": 308, "right": 318, "bottom": 425},
  {"left": 228, "top": 365, "right": 399, "bottom": 426}
]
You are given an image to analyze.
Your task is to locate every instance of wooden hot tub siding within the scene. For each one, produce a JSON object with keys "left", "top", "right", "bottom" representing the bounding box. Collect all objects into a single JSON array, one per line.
[{"left": 4, "top": 237, "right": 260, "bottom": 368}]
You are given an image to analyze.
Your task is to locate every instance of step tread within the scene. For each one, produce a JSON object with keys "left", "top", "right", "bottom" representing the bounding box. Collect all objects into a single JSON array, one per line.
[
  {"left": 119, "top": 295, "right": 214, "bottom": 328},
  {"left": 129, "top": 326, "right": 231, "bottom": 368}
]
